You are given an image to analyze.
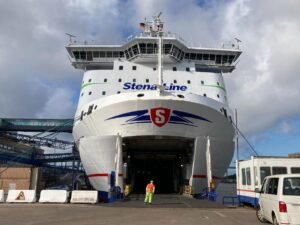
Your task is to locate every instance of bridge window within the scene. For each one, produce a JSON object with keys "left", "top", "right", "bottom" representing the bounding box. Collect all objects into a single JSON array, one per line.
[
  {"left": 73, "top": 51, "right": 80, "bottom": 59},
  {"left": 184, "top": 53, "right": 190, "bottom": 59},
  {"left": 106, "top": 52, "right": 112, "bottom": 58},
  {"left": 163, "top": 44, "right": 172, "bottom": 54},
  {"left": 119, "top": 65, "right": 123, "bottom": 70},
  {"left": 79, "top": 51, "right": 86, "bottom": 60},
  {"left": 209, "top": 54, "right": 215, "bottom": 61},
  {"left": 119, "top": 51, "right": 124, "bottom": 58},
  {"left": 99, "top": 52, "right": 106, "bottom": 58},
  {"left": 196, "top": 54, "right": 202, "bottom": 60},
  {"left": 93, "top": 51, "right": 99, "bottom": 58},
  {"left": 222, "top": 55, "right": 228, "bottom": 64},
  {"left": 113, "top": 51, "right": 119, "bottom": 58},
  {"left": 203, "top": 54, "right": 209, "bottom": 60},
  {"left": 132, "top": 44, "right": 139, "bottom": 55},
  {"left": 86, "top": 51, "right": 92, "bottom": 61},
  {"left": 228, "top": 55, "right": 235, "bottom": 64},
  {"left": 216, "top": 55, "right": 222, "bottom": 64},
  {"left": 132, "top": 66, "right": 137, "bottom": 70},
  {"left": 139, "top": 43, "right": 146, "bottom": 54},
  {"left": 190, "top": 53, "right": 196, "bottom": 60}
]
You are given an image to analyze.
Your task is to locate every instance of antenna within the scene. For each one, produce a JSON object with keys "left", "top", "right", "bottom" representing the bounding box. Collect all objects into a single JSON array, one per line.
[
  {"left": 65, "top": 33, "right": 76, "bottom": 43},
  {"left": 234, "top": 38, "right": 242, "bottom": 49}
]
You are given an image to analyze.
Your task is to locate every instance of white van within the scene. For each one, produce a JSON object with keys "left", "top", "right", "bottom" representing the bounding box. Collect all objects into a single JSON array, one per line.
[{"left": 256, "top": 174, "right": 300, "bottom": 225}]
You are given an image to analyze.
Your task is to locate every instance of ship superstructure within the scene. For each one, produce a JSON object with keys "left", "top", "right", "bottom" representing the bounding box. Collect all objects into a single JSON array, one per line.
[{"left": 66, "top": 14, "right": 241, "bottom": 199}]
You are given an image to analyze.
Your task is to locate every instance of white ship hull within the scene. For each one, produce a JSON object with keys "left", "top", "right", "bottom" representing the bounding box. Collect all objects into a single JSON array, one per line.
[{"left": 73, "top": 92, "right": 235, "bottom": 197}]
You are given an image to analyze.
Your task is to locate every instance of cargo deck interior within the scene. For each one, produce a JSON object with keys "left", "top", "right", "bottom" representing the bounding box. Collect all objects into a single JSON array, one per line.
[{"left": 122, "top": 136, "right": 194, "bottom": 194}]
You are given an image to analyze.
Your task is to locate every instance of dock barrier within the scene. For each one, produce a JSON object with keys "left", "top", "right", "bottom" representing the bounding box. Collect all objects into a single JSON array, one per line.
[
  {"left": 39, "top": 190, "right": 69, "bottom": 203},
  {"left": 6, "top": 190, "right": 36, "bottom": 203},
  {"left": 71, "top": 191, "right": 98, "bottom": 204},
  {"left": 0, "top": 190, "right": 4, "bottom": 202}
]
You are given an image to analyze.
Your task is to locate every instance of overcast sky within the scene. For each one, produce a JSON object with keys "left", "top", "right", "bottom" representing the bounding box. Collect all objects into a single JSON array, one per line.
[{"left": 0, "top": 0, "right": 299, "bottom": 158}]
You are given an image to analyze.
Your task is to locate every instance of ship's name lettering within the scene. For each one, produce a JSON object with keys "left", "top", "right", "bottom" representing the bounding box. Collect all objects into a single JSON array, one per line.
[{"left": 123, "top": 82, "right": 187, "bottom": 91}]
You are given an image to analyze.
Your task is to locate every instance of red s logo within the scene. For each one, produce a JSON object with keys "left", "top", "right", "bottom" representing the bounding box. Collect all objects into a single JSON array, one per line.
[{"left": 150, "top": 108, "right": 171, "bottom": 127}]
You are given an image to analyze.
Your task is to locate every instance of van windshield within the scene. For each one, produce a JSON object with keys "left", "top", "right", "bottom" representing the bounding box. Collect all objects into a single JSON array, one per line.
[{"left": 283, "top": 178, "right": 300, "bottom": 196}]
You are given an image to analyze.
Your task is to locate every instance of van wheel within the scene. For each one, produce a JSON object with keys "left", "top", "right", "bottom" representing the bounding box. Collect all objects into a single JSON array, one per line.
[
  {"left": 256, "top": 206, "right": 266, "bottom": 223},
  {"left": 272, "top": 215, "right": 279, "bottom": 225}
]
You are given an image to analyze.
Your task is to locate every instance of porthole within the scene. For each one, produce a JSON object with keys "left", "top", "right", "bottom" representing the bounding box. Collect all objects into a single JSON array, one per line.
[
  {"left": 203, "top": 93, "right": 207, "bottom": 97},
  {"left": 187, "top": 80, "right": 191, "bottom": 84},
  {"left": 133, "top": 78, "right": 136, "bottom": 82},
  {"left": 81, "top": 92, "right": 84, "bottom": 96},
  {"left": 94, "top": 105, "right": 98, "bottom": 110},
  {"left": 88, "top": 91, "right": 92, "bottom": 95},
  {"left": 117, "top": 91, "right": 121, "bottom": 94},
  {"left": 132, "top": 66, "right": 137, "bottom": 70},
  {"left": 217, "top": 94, "right": 220, "bottom": 98},
  {"left": 186, "top": 67, "right": 190, "bottom": 72},
  {"left": 174, "top": 80, "right": 177, "bottom": 84},
  {"left": 88, "top": 79, "right": 92, "bottom": 83},
  {"left": 177, "top": 94, "right": 184, "bottom": 99},
  {"left": 201, "top": 81, "right": 204, "bottom": 85},
  {"left": 153, "top": 68, "right": 156, "bottom": 71},
  {"left": 119, "top": 65, "right": 123, "bottom": 70},
  {"left": 137, "top": 93, "right": 144, "bottom": 97},
  {"left": 118, "top": 78, "right": 122, "bottom": 82},
  {"left": 102, "top": 91, "right": 106, "bottom": 95},
  {"left": 217, "top": 82, "right": 220, "bottom": 86},
  {"left": 104, "top": 78, "right": 107, "bottom": 82},
  {"left": 173, "top": 67, "right": 177, "bottom": 71},
  {"left": 146, "top": 79, "right": 149, "bottom": 83}
]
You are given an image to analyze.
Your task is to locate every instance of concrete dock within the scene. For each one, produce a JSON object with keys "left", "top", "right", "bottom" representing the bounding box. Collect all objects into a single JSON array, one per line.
[{"left": 0, "top": 194, "right": 260, "bottom": 225}]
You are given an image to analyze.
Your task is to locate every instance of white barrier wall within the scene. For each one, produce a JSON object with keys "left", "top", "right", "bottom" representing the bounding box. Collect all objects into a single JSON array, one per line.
[
  {"left": 39, "top": 190, "right": 68, "bottom": 203},
  {"left": 6, "top": 190, "right": 36, "bottom": 203},
  {"left": 71, "top": 191, "right": 98, "bottom": 204},
  {"left": 0, "top": 190, "right": 4, "bottom": 202}
]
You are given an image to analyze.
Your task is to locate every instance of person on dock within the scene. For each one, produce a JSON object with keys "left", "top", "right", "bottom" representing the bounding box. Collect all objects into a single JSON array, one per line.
[{"left": 144, "top": 180, "right": 155, "bottom": 205}]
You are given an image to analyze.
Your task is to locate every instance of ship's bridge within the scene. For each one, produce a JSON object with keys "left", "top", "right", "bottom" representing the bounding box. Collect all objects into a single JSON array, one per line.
[{"left": 66, "top": 32, "right": 242, "bottom": 73}]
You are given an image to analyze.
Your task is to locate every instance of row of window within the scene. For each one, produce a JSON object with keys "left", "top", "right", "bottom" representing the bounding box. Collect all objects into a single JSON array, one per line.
[
  {"left": 84, "top": 78, "right": 221, "bottom": 86},
  {"left": 73, "top": 43, "right": 236, "bottom": 65},
  {"left": 241, "top": 166, "right": 300, "bottom": 186},
  {"left": 81, "top": 90, "right": 222, "bottom": 99}
]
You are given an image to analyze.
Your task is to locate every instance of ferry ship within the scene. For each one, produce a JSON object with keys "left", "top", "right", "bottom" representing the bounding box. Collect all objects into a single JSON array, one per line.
[{"left": 66, "top": 14, "right": 242, "bottom": 199}]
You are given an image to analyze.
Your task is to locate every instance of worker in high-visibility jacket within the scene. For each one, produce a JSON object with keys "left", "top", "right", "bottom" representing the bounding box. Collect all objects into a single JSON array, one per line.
[{"left": 144, "top": 180, "right": 155, "bottom": 204}]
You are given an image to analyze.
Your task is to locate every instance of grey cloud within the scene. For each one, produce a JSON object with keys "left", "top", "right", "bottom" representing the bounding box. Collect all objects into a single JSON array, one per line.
[{"left": 0, "top": 0, "right": 299, "bottom": 145}]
